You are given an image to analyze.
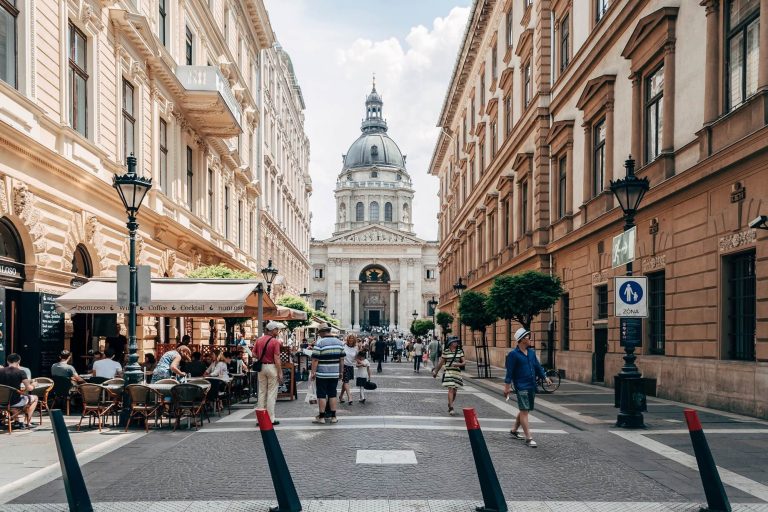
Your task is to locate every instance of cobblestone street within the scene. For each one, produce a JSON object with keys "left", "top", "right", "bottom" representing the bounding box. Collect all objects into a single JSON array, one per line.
[{"left": 4, "top": 361, "right": 768, "bottom": 510}]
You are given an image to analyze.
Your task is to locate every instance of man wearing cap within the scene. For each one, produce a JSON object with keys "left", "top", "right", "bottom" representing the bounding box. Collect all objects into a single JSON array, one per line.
[
  {"left": 253, "top": 321, "right": 285, "bottom": 425},
  {"left": 310, "top": 324, "right": 345, "bottom": 424},
  {"left": 503, "top": 328, "right": 550, "bottom": 448}
]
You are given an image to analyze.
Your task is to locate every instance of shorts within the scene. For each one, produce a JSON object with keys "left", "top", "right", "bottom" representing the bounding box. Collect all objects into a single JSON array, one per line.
[
  {"left": 342, "top": 366, "right": 354, "bottom": 383},
  {"left": 315, "top": 378, "right": 339, "bottom": 399},
  {"left": 12, "top": 396, "right": 31, "bottom": 408},
  {"left": 516, "top": 389, "right": 536, "bottom": 411}
]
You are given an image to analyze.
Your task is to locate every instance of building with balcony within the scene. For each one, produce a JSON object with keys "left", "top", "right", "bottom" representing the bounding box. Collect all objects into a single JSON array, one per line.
[
  {"left": 0, "top": 0, "right": 275, "bottom": 374},
  {"left": 311, "top": 83, "right": 439, "bottom": 331},
  {"left": 256, "top": 42, "right": 311, "bottom": 299},
  {"left": 429, "top": 0, "right": 768, "bottom": 418}
]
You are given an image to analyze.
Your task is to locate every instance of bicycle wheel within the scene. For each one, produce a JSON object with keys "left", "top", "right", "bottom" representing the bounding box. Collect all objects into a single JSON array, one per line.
[{"left": 540, "top": 369, "right": 561, "bottom": 393}]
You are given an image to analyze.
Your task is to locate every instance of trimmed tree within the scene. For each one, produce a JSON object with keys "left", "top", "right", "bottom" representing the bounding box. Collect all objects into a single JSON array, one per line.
[
  {"left": 458, "top": 291, "right": 498, "bottom": 344},
  {"left": 186, "top": 264, "right": 258, "bottom": 344},
  {"left": 435, "top": 311, "right": 454, "bottom": 341},
  {"left": 487, "top": 271, "right": 564, "bottom": 338},
  {"left": 410, "top": 318, "right": 435, "bottom": 337},
  {"left": 276, "top": 295, "right": 313, "bottom": 333},
  {"left": 314, "top": 309, "right": 340, "bottom": 327}
]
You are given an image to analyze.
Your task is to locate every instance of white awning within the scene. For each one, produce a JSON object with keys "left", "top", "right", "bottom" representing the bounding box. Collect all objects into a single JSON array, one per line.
[
  {"left": 55, "top": 278, "right": 277, "bottom": 317},
  {"left": 271, "top": 306, "right": 308, "bottom": 321}
]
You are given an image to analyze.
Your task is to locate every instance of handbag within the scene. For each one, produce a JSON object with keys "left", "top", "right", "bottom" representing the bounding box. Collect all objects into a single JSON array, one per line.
[
  {"left": 252, "top": 337, "right": 273, "bottom": 373},
  {"left": 355, "top": 377, "right": 368, "bottom": 387},
  {"left": 363, "top": 381, "right": 377, "bottom": 390},
  {"left": 304, "top": 380, "right": 317, "bottom": 404}
]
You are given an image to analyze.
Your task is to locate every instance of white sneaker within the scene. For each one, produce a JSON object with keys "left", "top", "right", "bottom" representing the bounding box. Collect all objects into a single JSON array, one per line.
[{"left": 526, "top": 439, "right": 537, "bottom": 448}]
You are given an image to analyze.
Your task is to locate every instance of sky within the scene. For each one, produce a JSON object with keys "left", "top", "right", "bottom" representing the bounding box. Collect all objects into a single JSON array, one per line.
[{"left": 264, "top": 0, "right": 472, "bottom": 241}]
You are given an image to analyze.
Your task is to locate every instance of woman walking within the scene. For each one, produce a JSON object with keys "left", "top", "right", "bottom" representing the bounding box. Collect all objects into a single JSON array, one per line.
[
  {"left": 431, "top": 336, "right": 465, "bottom": 416},
  {"left": 412, "top": 338, "right": 424, "bottom": 373},
  {"left": 340, "top": 334, "right": 358, "bottom": 405}
]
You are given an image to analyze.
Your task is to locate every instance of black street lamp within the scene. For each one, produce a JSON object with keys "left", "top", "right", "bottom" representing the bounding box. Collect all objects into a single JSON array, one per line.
[
  {"left": 299, "top": 288, "right": 311, "bottom": 301},
  {"left": 411, "top": 309, "right": 418, "bottom": 327},
  {"left": 261, "top": 259, "right": 279, "bottom": 295},
  {"left": 610, "top": 156, "right": 649, "bottom": 429},
  {"left": 453, "top": 277, "right": 467, "bottom": 343},
  {"left": 112, "top": 154, "right": 152, "bottom": 392},
  {"left": 427, "top": 296, "right": 438, "bottom": 338}
]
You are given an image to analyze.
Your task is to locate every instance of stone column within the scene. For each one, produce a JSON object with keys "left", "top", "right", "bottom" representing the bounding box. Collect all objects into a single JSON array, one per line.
[
  {"left": 413, "top": 258, "right": 422, "bottom": 317},
  {"left": 702, "top": 0, "right": 720, "bottom": 124},
  {"left": 341, "top": 258, "right": 351, "bottom": 329},
  {"left": 326, "top": 258, "right": 337, "bottom": 317},
  {"left": 760, "top": 0, "right": 768, "bottom": 92},
  {"left": 389, "top": 289, "right": 396, "bottom": 329},
  {"left": 352, "top": 284, "right": 360, "bottom": 330},
  {"left": 661, "top": 42, "right": 676, "bottom": 153},
  {"left": 399, "top": 259, "right": 409, "bottom": 329}
]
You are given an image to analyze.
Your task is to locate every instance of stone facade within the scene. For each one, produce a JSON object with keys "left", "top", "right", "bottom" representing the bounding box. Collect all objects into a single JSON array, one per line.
[
  {"left": 311, "top": 84, "right": 439, "bottom": 331},
  {"left": 430, "top": 0, "right": 768, "bottom": 417},
  {"left": 257, "top": 43, "right": 311, "bottom": 298},
  {"left": 0, "top": 0, "right": 275, "bottom": 372}
]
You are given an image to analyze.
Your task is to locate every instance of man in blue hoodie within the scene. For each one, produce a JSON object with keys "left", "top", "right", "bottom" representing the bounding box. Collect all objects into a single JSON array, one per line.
[{"left": 503, "top": 328, "right": 551, "bottom": 448}]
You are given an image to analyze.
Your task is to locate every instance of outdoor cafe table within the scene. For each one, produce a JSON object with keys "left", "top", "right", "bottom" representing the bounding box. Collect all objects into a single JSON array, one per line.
[{"left": 147, "top": 382, "right": 211, "bottom": 399}]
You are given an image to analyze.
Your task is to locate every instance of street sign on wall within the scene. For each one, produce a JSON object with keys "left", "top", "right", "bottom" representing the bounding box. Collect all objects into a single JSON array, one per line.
[
  {"left": 614, "top": 276, "right": 648, "bottom": 317},
  {"left": 612, "top": 226, "right": 636, "bottom": 268}
]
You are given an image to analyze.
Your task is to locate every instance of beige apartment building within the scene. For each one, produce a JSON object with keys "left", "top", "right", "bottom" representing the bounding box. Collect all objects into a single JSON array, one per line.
[
  {"left": 0, "top": 0, "right": 275, "bottom": 374},
  {"left": 257, "top": 42, "right": 311, "bottom": 298},
  {"left": 430, "top": 0, "right": 768, "bottom": 417}
]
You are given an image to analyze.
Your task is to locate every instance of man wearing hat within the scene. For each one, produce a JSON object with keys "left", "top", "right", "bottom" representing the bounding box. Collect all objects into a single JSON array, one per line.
[
  {"left": 253, "top": 321, "right": 286, "bottom": 425},
  {"left": 310, "top": 324, "right": 345, "bottom": 424},
  {"left": 503, "top": 328, "right": 551, "bottom": 447}
]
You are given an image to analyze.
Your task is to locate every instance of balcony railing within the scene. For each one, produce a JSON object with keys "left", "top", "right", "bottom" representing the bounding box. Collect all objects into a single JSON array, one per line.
[
  {"left": 337, "top": 180, "right": 412, "bottom": 189},
  {"left": 176, "top": 66, "right": 242, "bottom": 136}
]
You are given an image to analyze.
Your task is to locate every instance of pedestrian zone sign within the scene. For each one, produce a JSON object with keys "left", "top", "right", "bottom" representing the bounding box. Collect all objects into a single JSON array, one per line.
[{"left": 614, "top": 276, "right": 647, "bottom": 318}]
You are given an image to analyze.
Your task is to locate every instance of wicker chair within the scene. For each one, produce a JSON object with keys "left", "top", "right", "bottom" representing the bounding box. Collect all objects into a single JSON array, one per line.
[
  {"left": 88, "top": 376, "right": 109, "bottom": 384},
  {"left": 30, "top": 378, "right": 54, "bottom": 425},
  {"left": 103, "top": 378, "right": 125, "bottom": 386},
  {"left": 51, "top": 376, "right": 75, "bottom": 415},
  {"left": 0, "top": 385, "right": 25, "bottom": 434},
  {"left": 77, "top": 384, "right": 115, "bottom": 432},
  {"left": 170, "top": 384, "right": 206, "bottom": 431},
  {"left": 154, "top": 378, "right": 179, "bottom": 385},
  {"left": 124, "top": 384, "right": 164, "bottom": 432}
]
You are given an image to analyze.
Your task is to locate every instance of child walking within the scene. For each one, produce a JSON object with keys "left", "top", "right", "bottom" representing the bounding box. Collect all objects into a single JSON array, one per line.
[{"left": 354, "top": 350, "right": 372, "bottom": 404}]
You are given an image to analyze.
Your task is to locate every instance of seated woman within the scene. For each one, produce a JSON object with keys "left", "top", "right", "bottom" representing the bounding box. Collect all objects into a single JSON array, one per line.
[
  {"left": 142, "top": 353, "right": 156, "bottom": 374},
  {"left": 205, "top": 352, "right": 231, "bottom": 383},
  {"left": 151, "top": 346, "right": 191, "bottom": 383}
]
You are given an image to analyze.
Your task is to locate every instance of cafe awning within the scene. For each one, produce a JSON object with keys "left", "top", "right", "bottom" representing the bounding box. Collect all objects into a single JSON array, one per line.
[
  {"left": 54, "top": 278, "right": 278, "bottom": 317},
  {"left": 271, "top": 306, "right": 308, "bottom": 321}
]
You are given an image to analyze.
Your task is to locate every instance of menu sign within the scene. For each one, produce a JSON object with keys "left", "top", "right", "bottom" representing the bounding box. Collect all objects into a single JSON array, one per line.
[{"left": 39, "top": 293, "right": 64, "bottom": 376}]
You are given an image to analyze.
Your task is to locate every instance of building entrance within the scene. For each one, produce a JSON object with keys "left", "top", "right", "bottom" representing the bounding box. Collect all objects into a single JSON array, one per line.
[{"left": 358, "top": 264, "right": 391, "bottom": 332}]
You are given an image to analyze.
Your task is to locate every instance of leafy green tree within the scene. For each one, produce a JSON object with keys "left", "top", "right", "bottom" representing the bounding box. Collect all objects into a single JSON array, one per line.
[
  {"left": 487, "top": 271, "right": 564, "bottom": 335},
  {"left": 435, "top": 311, "right": 454, "bottom": 341},
  {"left": 459, "top": 291, "right": 497, "bottom": 346},
  {"left": 410, "top": 318, "right": 435, "bottom": 337},
  {"left": 185, "top": 264, "right": 257, "bottom": 344},
  {"left": 276, "top": 295, "right": 313, "bottom": 333},
  {"left": 313, "top": 309, "right": 339, "bottom": 327}
]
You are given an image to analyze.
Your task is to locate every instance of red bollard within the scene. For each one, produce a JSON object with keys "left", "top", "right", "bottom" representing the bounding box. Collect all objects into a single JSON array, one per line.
[
  {"left": 256, "top": 409, "right": 302, "bottom": 512},
  {"left": 463, "top": 408, "right": 508, "bottom": 512},
  {"left": 684, "top": 409, "right": 731, "bottom": 512}
]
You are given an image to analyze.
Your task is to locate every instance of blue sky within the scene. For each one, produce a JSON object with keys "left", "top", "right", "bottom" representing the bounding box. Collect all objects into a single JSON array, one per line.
[{"left": 264, "top": 0, "right": 472, "bottom": 240}]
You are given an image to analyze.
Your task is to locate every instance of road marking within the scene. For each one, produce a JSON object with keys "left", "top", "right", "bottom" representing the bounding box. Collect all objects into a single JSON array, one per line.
[
  {"left": 251, "top": 415, "right": 518, "bottom": 423},
  {"left": 0, "top": 432, "right": 145, "bottom": 504},
  {"left": 298, "top": 387, "right": 478, "bottom": 394},
  {"left": 200, "top": 424, "right": 568, "bottom": 434},
  {"left": 640, "top": 428, "right": 768, "bottom": 435},
  {"left": 612, "top": 430, "right": 768, "bottom": 502},
  {"left": 356, "top": 450, "right": 417, "bottom": 465},
  {"left": 563, "top": 402, "right": 677, "bottom": 406}
]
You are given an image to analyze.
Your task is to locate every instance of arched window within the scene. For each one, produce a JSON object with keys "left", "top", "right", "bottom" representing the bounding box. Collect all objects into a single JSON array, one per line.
[
  {"left": 369, "top": 201, "right": 379, "bottom": 221},
  {"left": 71, "top": 244, "right": 93, "bottom": 277},
  {"left": 0, "top": 218, "right": 24, "bottom": 262},
  {"left": 384, "top": 202, "right": 393, "bottom": 222},
  {"left": 355, "top": 202, "right": 364, "bottom": 221},
  {"left": 315, "top": 299, "right": 323, "bottom": 311}
]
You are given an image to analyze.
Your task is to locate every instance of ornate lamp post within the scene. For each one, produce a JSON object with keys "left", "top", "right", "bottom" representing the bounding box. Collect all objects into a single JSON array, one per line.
[
  {"left": 299, "top": 288, "right": 311, "bottom": 301},
  {"left": 411, "top": 310, "right": 418, "bottom": 330},
  {"left": 453, "top": 277, "right": 467, "bottom": 342},
  {"left": 112, "top": 155, "right": 152, "bottom": 391},
  {"left": 427, "top": 296, "right": 438, "bottom": 339},
  {"left": 260, "top": 259, "right": 279, "bottom": 296},
  {"left": 610, "top": 156, "right": 649, "bottom": 429}
]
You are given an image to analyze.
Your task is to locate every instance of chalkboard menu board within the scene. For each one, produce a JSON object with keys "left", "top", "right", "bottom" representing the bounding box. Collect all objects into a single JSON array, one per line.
[{"left": 40, "top": 293, "right": 64, "bottom": 374}]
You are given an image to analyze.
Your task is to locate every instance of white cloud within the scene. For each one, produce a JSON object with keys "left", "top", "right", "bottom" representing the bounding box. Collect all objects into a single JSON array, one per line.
[{"left": 267, "top": 3, "right": 470, "bottom": 241}]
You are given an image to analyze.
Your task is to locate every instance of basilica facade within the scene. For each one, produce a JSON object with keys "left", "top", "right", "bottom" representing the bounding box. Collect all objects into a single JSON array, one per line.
[{"left": 310, "top": 84, "right": 439, "bottom": 332}]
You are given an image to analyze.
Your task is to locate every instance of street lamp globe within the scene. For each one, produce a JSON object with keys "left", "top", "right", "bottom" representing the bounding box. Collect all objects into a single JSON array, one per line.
[
  {"left": 261, "top": 259, "right": 279, "bottom": 294},
  {"left": 453, "top": 277, "right": 467, "bottom": 296},
  {"left": 610, "top": 157, "right": 649, "bottom": 227},
  {"left": 113, "top": 154, "right": 152, "bottom": 215}
]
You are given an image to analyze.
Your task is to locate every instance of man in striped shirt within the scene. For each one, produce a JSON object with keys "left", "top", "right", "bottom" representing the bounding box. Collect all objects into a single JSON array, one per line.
[{"left": 310, "top": 324, "right": 345, "bottom": 424}]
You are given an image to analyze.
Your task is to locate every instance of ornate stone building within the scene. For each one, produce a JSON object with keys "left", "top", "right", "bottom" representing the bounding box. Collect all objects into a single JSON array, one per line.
[
  {"left": 257, "top": 42, "right": 311, "bottom": 298},
  {"left": 310, "top": 84, "right": 439, "bottom": 331},
  {"left": 0, "top": 0, "right": 274, "bottom": 373},
  {"left": 430, "top": 0, "right": 768, "bottom": 417}
]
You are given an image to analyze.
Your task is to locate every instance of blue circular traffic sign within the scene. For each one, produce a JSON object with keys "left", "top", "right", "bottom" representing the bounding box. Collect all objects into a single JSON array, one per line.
[{"left": 620, "top": 281, "right": 643, "bottom": 305}]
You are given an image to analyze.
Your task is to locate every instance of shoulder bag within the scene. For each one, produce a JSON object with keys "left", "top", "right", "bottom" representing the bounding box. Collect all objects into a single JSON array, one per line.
[{"left": 252, "top": 337, "right": 273, "bottom": 372}]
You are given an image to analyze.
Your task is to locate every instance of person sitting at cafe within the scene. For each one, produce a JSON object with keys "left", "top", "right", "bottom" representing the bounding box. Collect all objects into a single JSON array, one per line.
[
  {"left": 150, "top": 345, "right": 192, "bottom": 383},
  {"left": 88, "top": 351, "right": 103, "bottom": 372},
  {"left": 186, "top": 351, "right": 208, "bottom": 377},
  {"left": 142, "top": 353, "right": 156, "bottom": 373},
  {"left": 205, "top": 352, "right": 231, "bottom": 382},
  {"left": 202, "top": 352, "right": 213, "bottom": 368},
  {"left": 91, "top": 348, "right": 123, "bottom": 379},
  {"left": 52, "top": 350, "right": 85, "bottom": 384},
  {"left": 0, "top": 353, "right": 38, "bottom": 429}
]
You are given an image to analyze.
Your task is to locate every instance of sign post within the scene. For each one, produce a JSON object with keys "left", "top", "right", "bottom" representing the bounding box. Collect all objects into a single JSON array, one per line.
[{"left": 612, "top": 226, "right": 636, "bottom": 268}]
